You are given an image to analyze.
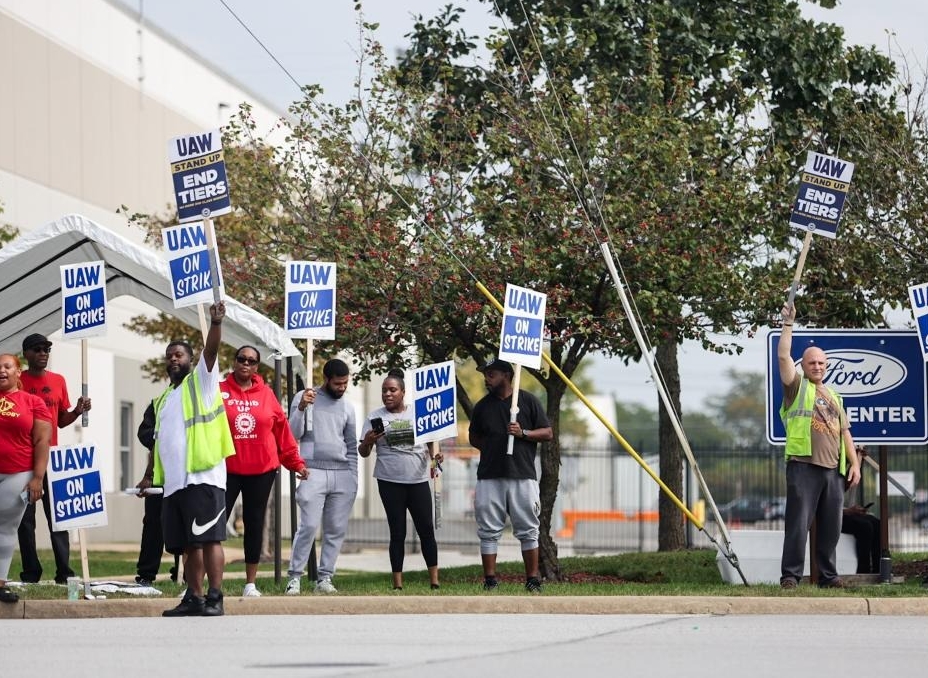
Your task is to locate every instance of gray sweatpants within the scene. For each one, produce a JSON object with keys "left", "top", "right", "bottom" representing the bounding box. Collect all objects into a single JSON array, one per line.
[
  {"left": 0, "top": 471, "right": 32, "bottom": 581},
  {"left": 288, "top": 468, "right": 358, "bottom": 581},
  {"left": 474, "top": 478, "right": 540, "bottom": 554},
  {"left": 781, "top": 461, "right": 845, "bottom": 585}
]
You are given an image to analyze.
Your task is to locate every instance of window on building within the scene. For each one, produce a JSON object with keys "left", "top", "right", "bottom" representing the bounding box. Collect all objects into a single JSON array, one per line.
[{"left": 119, "top": 401, "right": 134, "bottom": 490}]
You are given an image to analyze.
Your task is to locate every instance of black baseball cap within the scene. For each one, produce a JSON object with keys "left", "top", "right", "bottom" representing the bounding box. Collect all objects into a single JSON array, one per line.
[
  {"left": 477, "top": 358, "right": 514, "bottom": 374},
  {"left": 22, "top": 333, "right": 52, "bottom": 352}
]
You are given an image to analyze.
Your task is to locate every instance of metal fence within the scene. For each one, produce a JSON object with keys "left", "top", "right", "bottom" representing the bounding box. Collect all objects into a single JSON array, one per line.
[{"left": 343, "top": 444, "right": 928, "bottom": 556}]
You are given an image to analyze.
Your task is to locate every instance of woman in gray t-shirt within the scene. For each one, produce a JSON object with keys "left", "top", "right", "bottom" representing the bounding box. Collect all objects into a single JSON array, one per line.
[{"left": 359, "top": 369, "right": 443, "bottom": 590}]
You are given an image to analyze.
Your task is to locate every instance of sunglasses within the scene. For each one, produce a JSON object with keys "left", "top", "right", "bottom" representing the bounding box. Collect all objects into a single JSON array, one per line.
[
  {"left": 28, "top": 346, "right": 52, "bottom": 353},
  {"left": 235, "top": 356, "right": 259, "bottom": 366}
]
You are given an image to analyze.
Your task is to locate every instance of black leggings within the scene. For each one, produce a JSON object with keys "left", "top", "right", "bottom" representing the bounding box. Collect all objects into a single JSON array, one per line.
[
  {"left": 225, "top": 469, "right": 277, "bottom": 564},
  {"left": 377, "top": 479, "right": 438, "bottom": 572}
]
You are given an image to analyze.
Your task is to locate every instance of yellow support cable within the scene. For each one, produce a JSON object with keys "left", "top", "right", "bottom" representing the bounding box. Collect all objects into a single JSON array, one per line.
[{"left": 475, "top": 281, "right": 703, "bottom": 529}]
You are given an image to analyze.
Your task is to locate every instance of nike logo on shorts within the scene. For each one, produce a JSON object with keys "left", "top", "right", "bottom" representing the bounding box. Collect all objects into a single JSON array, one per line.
[{"left": 191, "top": 509, "right": 225, "bottom": 536}]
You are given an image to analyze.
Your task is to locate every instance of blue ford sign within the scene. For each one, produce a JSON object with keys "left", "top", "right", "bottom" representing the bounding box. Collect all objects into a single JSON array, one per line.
[{"left": 766, "top": 330, "right": 927, "bottom": 445}]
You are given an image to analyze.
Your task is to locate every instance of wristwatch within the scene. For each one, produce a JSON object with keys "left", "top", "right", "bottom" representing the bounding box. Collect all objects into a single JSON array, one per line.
[{"left": 522, "top": 428, "right": 531, "bottom": 439}]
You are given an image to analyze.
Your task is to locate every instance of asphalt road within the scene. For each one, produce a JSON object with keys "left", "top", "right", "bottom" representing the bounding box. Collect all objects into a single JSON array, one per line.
[{"left": 2, "top": 613, "right": 924, "bottom": 677}]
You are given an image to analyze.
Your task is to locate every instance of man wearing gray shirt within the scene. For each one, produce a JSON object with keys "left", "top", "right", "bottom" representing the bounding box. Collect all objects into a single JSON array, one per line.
[{"left": 286, "top": 358, "right": 357, "bottom": 595}]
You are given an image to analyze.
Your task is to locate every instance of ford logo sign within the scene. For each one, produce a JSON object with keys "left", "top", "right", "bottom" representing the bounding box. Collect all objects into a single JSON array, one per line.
[{"left": 794, "top": 350, "right": 908, "bottom": 396}]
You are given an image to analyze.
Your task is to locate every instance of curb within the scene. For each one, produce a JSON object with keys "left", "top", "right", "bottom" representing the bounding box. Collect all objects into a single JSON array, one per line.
[{"left": 2, "top": 595, "right": 927, "bottom": 619}]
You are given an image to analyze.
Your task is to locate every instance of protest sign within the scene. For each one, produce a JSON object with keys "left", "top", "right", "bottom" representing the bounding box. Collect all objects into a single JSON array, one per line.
[
  {"left": 60, "top": 261, "right": 107, "bottom": 340},
  {"left": 908, "top": 283, "right": 928, "bottom": 360},
  {"left": 167, "top": 129, "right": 232, "bottom": 223},
  {"left": 788, "top": 151, "right": 855, "bottom": 239},
  {"left": 162, "top": 222, "right": 225, "bottom": 307},
  {"left": 499, "top": 283, "right": 546, "bottom": 369},
  {"left": 411, "top": 361, "right": 457, "bottom": 445},
  {"left": 284, "top": 261, "right": 337, "bottom": 340},
  {"left": 47, "top": 443, "right": 108, "bottom": 531}
]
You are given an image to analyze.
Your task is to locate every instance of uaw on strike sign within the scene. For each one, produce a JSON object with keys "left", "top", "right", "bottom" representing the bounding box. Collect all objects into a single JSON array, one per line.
[
  {"left": 162, "top": 222, "right": 225, "bottom": 307},
  {"left": 60, "top": 261, "right": 107, "bottom": 339},
  {"left": 411, "top": 361, "right": 457, "bottom": 446},
  {"left": 788, "top": 151, "right": 855, "bottom": 239},
  {"left": 168, "top": 129, "right": 231, "bottom": 223},
  {"left": 48, "top": 444, "right": 108, "bottom": 531}
]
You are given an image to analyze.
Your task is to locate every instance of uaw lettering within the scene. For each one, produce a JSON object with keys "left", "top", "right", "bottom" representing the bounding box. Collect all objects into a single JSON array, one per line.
[
  {"left": 499, "top": 284, "right": 547, "bottom": 368},
  {"left": 766, "top": 330, "right": 927, "bottom": 444},
  {"left": 48, "top": 445, "right": 107, "bottom": 529},
  {"left": 162, "top": 223, "right": 223, "bottom": 307},
  {"left": 788, "top": 151, "right": 855, "bottom": 239},
  {"left": 412, "top": 361, "right": 457, "bottom": 445},
  {"left": 284, "top": 262, "right": 337, "bottom": 339},
  {"left": 907, "top": 282, "right": 928, "bottom": 358},
  {"left": 168, "top": 130, "right": 232, "bottom": 223},
  {"left": 60, "top": 261, "right": 107, "bottom": 338}
]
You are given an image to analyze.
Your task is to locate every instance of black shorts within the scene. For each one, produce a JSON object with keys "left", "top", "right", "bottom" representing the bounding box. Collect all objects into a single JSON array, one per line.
[{"left": 162, "top": 484, "right": 227, "bottom": 554}]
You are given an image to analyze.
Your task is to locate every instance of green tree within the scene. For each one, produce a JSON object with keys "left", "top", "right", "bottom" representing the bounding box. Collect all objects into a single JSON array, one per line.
[{"left": 704, "top": 369, "right": 768, "bottom": 448}]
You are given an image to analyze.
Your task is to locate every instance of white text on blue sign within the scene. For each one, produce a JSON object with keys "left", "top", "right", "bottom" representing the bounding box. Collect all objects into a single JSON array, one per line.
[
  {"left": 168, "top": 130, "right": 231, "bottom": 222},
  {"left": 62, "top": 263, "right": 106, "bottom": 333},
  {"left": 414, "top": 365, "right": 455, "bottom": 436},
  {"left": 49, "top": 446, "right": 104, "bottom": 521}
]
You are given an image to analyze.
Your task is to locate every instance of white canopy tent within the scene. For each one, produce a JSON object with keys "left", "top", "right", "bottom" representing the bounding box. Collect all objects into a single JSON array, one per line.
[{"left": 0, "top": 213, "right": 303, "bottom": 374}]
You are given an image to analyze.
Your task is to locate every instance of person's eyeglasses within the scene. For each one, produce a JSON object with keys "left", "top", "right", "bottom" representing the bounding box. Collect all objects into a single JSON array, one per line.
[
  {"left": 235, "top": 356, "right": 259, "bottom": 366},
  {"left": 30, "top": 346, "right": 51, "bottom": 354}
]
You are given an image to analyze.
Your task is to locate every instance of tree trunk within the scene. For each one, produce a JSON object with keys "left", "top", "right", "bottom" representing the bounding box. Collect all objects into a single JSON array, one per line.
[
  {"left": 656, "top": 335, "right": 685, "bottom": 551},
  {"left": 538, "top": 383, "right": 564, "bottom": 580}
]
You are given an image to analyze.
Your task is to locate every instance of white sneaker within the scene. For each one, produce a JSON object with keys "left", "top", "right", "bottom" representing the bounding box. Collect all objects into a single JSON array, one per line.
[
  {"left": 314, "top": 578, "right": 337, "bottom": 594},
  {"left": 242, "top": 583, "right": 261, "bottom": 598},
  {"left": 285, "top": 577, "right": 301, "bottom": 596}
]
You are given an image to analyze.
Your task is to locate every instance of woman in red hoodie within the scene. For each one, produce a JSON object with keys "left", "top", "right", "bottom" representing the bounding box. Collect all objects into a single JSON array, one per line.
[{"left": 221, "top": 345, "right": 308, "bottom": 597}]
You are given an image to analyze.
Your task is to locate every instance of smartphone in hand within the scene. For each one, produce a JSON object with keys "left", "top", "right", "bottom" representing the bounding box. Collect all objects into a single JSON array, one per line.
[{"left": 371, "top": 417, "right": 385, "bottom": 434}]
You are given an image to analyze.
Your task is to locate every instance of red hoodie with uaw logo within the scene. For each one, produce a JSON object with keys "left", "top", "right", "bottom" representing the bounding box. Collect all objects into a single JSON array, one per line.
[{"left": 220, "top": 373, "right": 304, "bottom": 476}]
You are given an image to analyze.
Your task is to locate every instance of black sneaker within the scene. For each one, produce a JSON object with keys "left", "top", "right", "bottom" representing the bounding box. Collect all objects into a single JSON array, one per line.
[
  {"left": 162, "top": 590, "right": 205, "bottom": 617},
  {"left": 525, "top": 577, "right": 543, "bottom": 593},
  {"left": 202, "top": 587, "right": 224, "bottom": 617},
  {"left": 135, "top": 576, "right": 154, "bottom": 587},
  {"left": 0, "top": 586, "right": 19, "bottom": 604},
  {"left": 483, "top": 576, "right": 499, "bottom": 591}
]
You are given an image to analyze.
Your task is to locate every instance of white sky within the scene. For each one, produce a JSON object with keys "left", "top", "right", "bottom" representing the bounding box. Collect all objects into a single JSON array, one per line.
[{"left": 115, "top": 0, "right": 928, "bottom": 409}]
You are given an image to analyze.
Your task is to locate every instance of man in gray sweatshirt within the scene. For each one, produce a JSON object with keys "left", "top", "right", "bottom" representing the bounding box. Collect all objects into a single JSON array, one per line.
[{"left": 286, "top": 358, "right": 357, "bottom": 594}]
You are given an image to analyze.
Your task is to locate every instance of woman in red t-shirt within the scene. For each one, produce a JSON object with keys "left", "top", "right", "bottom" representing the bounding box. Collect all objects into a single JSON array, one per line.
[
  {"left": 220, "top": 345, "right": 307, "bottom": 597},
  {"left": 0, "top": 353, "right": 52, "bottom": 603}
]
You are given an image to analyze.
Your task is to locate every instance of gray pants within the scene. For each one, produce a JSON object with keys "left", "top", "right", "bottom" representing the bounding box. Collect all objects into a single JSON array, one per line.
[
  {"left": 474, "top": 478, "right": 540, "bottom": 554},
  {"left": 781, "top": 461, "right": 845, "bottom": 585},
  {"left": 288, "top": 468, "right": 357, "bottom": 581},
  {"left": 0, "top": 472, "right": 32, "bottom": 581}
]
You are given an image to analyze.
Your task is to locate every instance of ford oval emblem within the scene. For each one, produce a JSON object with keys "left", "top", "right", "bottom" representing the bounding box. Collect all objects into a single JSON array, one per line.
[{"left": 795, "top": 350, "right": 908, "bottom": 396}]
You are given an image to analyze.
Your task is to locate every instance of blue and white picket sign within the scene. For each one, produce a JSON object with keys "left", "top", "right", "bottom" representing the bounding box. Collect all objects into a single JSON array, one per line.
[
  {"left": 60, "top": 261, "right": 107, "bottom": 339},
  {"left": 766, "top": 330, "right": 927, "bottom": 445},
  {"left": 907, "top": 283, "right": 928, "bottom": 360},
  {"left": 167, "top": 129, "right": 232, "bottom": 223},
  {"left": 788, "top": 151, "right": 855, "bottom": 239},
  {"left": 47, "top": 443, "right": 108, "bottom": 531},
  {"left": 161, "top": 222, "right": 225, "bottom": 308},
  {"left": 284, "top": 261, "right": 337, "bottom": 340},
  {"left": 498, "top": 283, "right": 546, "bottom": 369},
  {"left": 411, "top": 361, "right": 457, "bottom": 445}
]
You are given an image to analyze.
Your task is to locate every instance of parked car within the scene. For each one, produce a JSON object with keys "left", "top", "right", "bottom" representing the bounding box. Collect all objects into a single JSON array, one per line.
[
  {"left": 718, "top": 496, "right": 767, "bottom": 524},
  {"left": 763, "top": 496, "right": 787, "bottom": 521},
  {"left": 914, "top": 501, "right": 928, "bottom": 530}
]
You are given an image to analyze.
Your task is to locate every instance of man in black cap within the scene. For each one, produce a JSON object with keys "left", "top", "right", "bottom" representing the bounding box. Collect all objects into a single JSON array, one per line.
[
  {"left": 17, "top": 333, "right": 91, "bottom": 584},
  {"left": 468, "top": 358, "right": 552, "bottom": 593}
]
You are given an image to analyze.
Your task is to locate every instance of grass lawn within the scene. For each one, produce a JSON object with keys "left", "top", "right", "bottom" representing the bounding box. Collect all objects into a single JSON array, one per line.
[{"left": 10, "top": 543, "right": 928, "bottom": 600}]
